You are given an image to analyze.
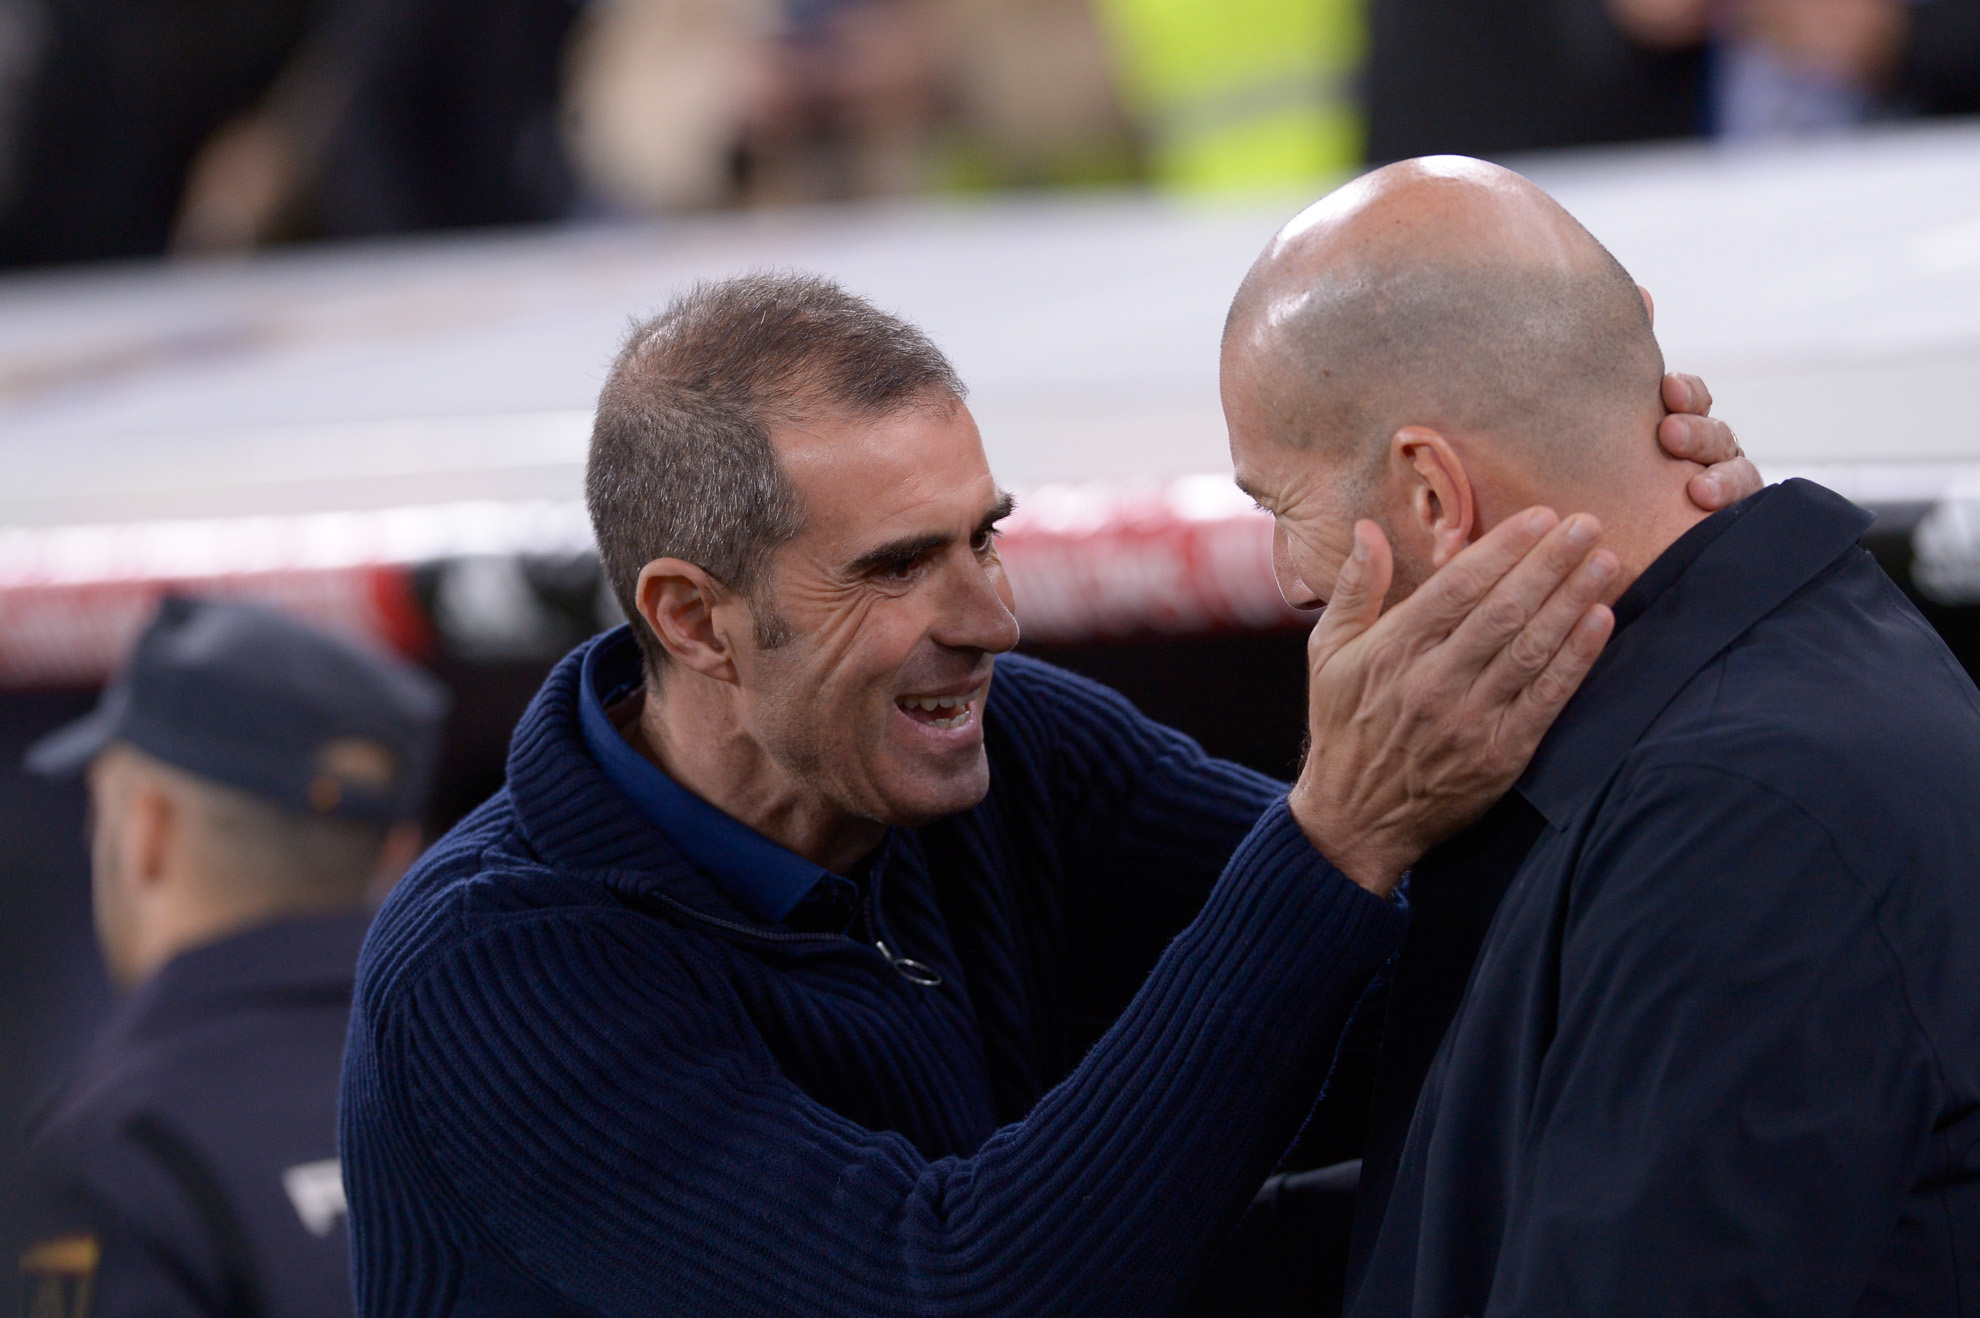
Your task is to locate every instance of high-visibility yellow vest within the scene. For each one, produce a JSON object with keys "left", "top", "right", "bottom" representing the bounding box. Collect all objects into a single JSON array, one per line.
[{"left": 1092, "top": 0, "right": 1363, "bottom": 192}]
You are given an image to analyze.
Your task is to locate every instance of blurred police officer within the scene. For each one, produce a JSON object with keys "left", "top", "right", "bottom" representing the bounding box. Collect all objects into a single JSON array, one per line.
[{"left": 17, "top": 596, "right": 446, "bottom": 1318}]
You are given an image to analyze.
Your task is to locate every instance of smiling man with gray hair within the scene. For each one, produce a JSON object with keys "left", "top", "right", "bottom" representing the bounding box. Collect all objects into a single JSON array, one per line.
[{"left": 341, "top": 270, "right": 1754, "bottom": 1315}]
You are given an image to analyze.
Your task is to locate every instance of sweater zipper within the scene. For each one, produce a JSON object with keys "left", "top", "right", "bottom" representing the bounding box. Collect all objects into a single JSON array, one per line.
[
  {"left": 871, "top": 936, "right": 942, "bottom": 986},
  {"left": 864, "top": 865, "right": 943, "bottom": 987},
  {"left": 645, "top": 886, "right": 942, "bottom": 988}
]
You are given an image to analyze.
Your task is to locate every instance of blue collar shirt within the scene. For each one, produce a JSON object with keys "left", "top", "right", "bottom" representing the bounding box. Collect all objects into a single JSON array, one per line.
[{"left": 576, "top": 628, "right": 865, "bottom": 933}]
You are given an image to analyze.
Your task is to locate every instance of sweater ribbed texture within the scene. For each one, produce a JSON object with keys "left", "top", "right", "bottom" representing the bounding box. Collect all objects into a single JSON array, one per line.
[{"left": 342, "top": 646, "right": 1407, "bottom": 1316}]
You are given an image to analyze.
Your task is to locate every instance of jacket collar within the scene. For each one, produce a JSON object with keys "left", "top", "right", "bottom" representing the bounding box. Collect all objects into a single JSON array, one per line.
[
  {"left": 576, "top": 629, "right": 862, "bottom": 927},
  {"left": 504, "top": 633, "right": 811, "bottom": 932},
  {"left": 1517, "top": 479, "right": 1873, "bottom": 830},
  {"left": 93, "top": 910, "right": 370, "bottom": 1055}
]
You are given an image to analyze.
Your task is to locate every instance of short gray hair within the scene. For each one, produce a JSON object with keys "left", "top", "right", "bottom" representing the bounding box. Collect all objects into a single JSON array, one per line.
[
  {"left": 130, "top": 749, "right": 392, "bottom": 902},
  {"left": 586, "top": 272, "right": 966, "bottom": 675}
]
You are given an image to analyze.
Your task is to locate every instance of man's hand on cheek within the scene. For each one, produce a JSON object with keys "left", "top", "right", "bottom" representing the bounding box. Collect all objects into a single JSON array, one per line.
[
  {"left": 1289, "top": 512, "right": 1618, "bottom": 897},
  {"left": 1658, "top": 372, "right": 1762, "bottom": 511}
]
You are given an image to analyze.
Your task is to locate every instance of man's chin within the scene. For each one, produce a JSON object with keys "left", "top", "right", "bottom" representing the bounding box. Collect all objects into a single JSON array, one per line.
[{"left": 870, "top": 757, "right": 993, "bottom": 828}]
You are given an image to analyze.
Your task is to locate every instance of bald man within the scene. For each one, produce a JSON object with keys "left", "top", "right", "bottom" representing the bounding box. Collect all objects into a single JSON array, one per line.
[{"left": 1223, "top": 158, "right": 1980, "bottom": 1315}]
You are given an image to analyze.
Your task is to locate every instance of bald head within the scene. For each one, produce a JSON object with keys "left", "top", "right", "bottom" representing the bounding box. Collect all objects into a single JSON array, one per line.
[{"left": 1224, "top": 157, "right": 1663, "bottom": 476}]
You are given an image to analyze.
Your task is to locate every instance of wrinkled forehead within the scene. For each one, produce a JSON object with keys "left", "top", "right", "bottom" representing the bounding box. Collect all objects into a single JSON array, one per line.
[
  {"left": 1220, "top": 332, "right": 1348, "bottom": 461},
  {"left": 1230, "top": 407, "right": 1330, "bottom": 504},
  {"left": 771, "top": 399, "right": 1000, "bottom": 543}
]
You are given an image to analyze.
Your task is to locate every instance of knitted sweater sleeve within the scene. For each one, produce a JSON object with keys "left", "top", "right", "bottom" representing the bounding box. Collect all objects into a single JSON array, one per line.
[
  {"left": 370, "top": 806, "right": 1404, "bottom": 1317},
  {"left": 988, "top": 656, "right": 1291, "bottom": 952}
]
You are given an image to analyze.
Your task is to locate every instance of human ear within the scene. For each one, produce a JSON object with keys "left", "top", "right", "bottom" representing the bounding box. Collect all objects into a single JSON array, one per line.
[
  {"left": 1392, "top": 426, "right": 1476, "bottom": 570},
  {"left": 1637, "top": 284, "right": 1655, "bottom": 326},
  {"left": 124, "top": 778, "right": 176, "bottom": 893},
  {"left": 636, "top": 558, "right": 741, "bottom": 684}
]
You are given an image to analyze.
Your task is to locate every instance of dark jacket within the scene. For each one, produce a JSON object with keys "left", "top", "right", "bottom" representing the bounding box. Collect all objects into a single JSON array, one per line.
[
  {"left": 1350, "top": 480, "right": 1980, "bottom": 1314},
  {"left": 1363, "top": 0, "right": 1980, "bottom": 163},
  {"left": 340, "top": 650, "right": 1407, "bottom": 1316},
  {"left": 23, "top": 911, "right": 369, "bottom": 1317},
  {"left": 1903, "top": 0, "right": 1980, "bottom": 116},
  {"left": 1364, "top": 0, "right": 1705, "bottom": 161}
]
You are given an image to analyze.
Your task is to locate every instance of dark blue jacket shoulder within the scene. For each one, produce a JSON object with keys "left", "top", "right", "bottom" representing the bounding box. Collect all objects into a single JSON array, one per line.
[
  {"left": 27, "top": 912, "right": 369, "bottom": 1318},
  {"left": 1354, "top": 483, "right": 1980, "bottom": 1316}
]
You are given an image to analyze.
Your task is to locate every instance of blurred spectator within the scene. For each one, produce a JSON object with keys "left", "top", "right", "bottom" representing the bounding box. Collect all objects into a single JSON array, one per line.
[
  {"left": 0, "top": 0, "right": 46, "bottom": 213},
  {"left": 1091, "top": 0, "right": 1363, "bottom": 191},
  {"left": 0, "top": 0, "right": 1385, "bottom": 259},
  {"left": 0, "top": 0, "right": 578, "bottom": 266},
  {"left": 300, "top": 0, "right": 579, "bottom": 237},
  {"left": 16, "top": 597, "right": 444, "bottom": 1316},
  {"left": 1363, "top": 0, "right": 1705, "bottom": 160},
  {"left": 0, "top": 0, "right": 320, "bottom": 263},
  {"left": 1606, "top": 0, "right": 1980, "bottom": 138},
  {"left": 561, "top": 0, "right": 776, "bottom": 213},
  {"left": 562, "top": 0, "right": 1138, "bottom": 213},
  {"left": 563, "top": 0, "right": 1366, "bottom": 216},
  {"left": 1364, "top": 0, "right": 1980, "bottom": 164},
  {"left": 734, "top": 0, "right": 947, "bottom": 202},
  {"left": 939, "top": 0, "right": 1139, "bottom": 188}
]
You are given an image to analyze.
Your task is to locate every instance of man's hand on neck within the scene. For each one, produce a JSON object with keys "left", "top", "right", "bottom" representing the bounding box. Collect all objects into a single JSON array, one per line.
[
  {"left": 617, "top": 674, "right": 888, "bottom": 877},
  {"left": 1288, "top": 511, "right": 1619, "bottom": 895}
]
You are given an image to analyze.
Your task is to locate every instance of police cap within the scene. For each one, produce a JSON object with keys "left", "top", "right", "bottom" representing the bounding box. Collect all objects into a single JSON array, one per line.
[{"left": 24, "top": 596, "right": 449, "bottom": 822}]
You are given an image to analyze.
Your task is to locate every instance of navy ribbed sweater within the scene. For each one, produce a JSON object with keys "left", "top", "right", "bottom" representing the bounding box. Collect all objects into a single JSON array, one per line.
[{"left": 341, "top": 644, "right": 1408, "bottom": 1315}]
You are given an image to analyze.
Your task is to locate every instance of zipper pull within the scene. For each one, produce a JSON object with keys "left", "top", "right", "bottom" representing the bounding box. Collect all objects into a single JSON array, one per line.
[{"left": 875, "top": 938, "right": 942, "bottom": 987}]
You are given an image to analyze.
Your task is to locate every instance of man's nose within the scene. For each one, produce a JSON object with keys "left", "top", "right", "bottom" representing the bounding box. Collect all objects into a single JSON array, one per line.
[
  {"left": 934, "top": 555, "right": 1022, "bottom": 655},
  {"left": 1272, "top": 523, "right": 1324, "bottom": 611}
]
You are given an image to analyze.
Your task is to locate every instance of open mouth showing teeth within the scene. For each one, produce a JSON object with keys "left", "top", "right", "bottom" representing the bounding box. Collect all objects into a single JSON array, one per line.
[{"left": 896, "top": 685, "right": 987, "bottom": 730}]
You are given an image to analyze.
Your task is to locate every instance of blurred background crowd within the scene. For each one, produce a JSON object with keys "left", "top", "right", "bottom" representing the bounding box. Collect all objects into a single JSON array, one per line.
[
  {"left": 0, "top": 0, "right": 1974, "bottom": 269},
  {"left": 3, "top": 0, "right": 1979, "bottom": 1309}
]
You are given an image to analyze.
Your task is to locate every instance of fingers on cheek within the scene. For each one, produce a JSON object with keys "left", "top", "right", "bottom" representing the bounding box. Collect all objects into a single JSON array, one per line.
[{"left": 1442, "top": 559, "right": 1502, "bottom": 611}]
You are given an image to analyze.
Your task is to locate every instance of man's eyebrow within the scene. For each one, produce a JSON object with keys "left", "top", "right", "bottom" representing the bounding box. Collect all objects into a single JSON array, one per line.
[
  {"left": 849, "top": 532, "right": 948, "bottom": 575},
  {"left": 846, "top": 492, "right": 1018, "bottom": 576}
]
